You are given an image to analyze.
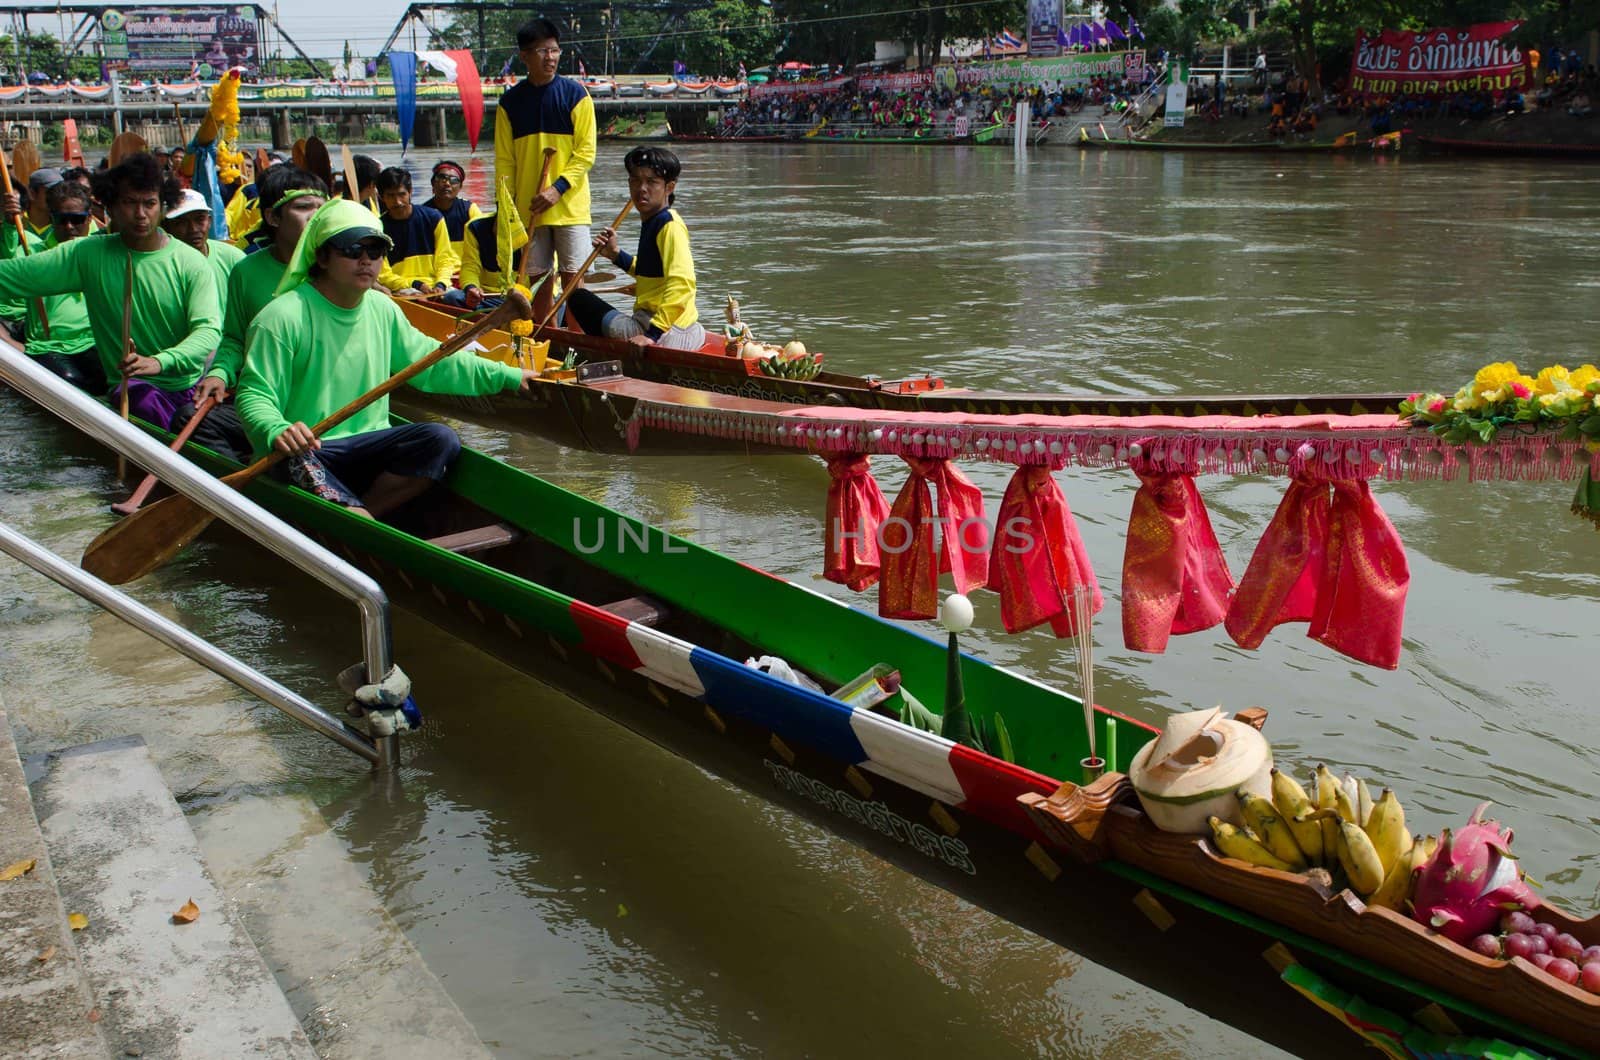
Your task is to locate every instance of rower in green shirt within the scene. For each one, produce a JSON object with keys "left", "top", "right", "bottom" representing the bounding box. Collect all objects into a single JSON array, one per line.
[
  {"left": 0, "top": 180, "right": 99, "bottom": 391},
  {"left": 181, "top": 166, "right": 328, "bottom": 463},
  {"left": 236, "top": 197, "right": 537, "bottom": 520},
  {"left": 161, "top": 183, "right": 246, "bottom": 301},
  {"left": 0, "top": 152, "right": 221, "bottom": 430}
]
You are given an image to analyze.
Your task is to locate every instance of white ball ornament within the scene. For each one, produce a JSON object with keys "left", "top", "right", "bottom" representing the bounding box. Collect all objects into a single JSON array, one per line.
[{"left": 940, "top": 593, "right": 975, "bottom": 633}]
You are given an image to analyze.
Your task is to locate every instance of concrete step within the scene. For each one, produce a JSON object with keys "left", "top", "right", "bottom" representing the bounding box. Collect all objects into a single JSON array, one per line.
[
  {"left": 0, "top": 707, "right": 107, "bottom": 1059},
  {"left": 29, "top": 733, "right": 317, "bottom": 1060}
]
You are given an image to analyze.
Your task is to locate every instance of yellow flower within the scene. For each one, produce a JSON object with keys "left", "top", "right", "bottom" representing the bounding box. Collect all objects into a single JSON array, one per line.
[
  {"left": 1472, "top": 360, "right": 1522, "bottom": 398},
  {"left": 1533, "top": 365, "right": 1571, "bottom": 395},
  {"left": 1570, "top": 364, "right": 1600, "bottom": 393}
]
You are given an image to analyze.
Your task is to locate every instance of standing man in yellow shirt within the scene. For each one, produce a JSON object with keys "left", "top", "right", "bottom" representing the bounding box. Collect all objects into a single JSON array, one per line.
[{"left": 494, "top": 17, "right": 596, "bottom": 324}]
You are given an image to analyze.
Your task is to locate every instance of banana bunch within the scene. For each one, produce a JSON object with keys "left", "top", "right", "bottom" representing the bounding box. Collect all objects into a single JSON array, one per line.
[
  {"left": 756, "top": 354, "right": 822, "bottom": 381},
  {"left": 1207, "top": 765, "right": 1433, "bottom": 910}
]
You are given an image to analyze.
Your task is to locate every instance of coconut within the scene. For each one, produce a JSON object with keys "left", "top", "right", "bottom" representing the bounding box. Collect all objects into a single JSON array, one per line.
[
  {"left": 782, "top": 340, "right": 807, "bottom": 357},
  {"left": 1128, "top": 707, "right": 1273, "bottom": 834}
]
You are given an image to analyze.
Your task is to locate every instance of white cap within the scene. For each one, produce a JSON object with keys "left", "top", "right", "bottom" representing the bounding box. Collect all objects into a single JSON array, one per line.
[{"left": 164, "top": 188, "right": 211, "bottom": 219}]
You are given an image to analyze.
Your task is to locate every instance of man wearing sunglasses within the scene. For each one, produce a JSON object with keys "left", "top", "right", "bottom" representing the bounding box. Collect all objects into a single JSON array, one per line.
[
  {"left": 423, "top": 160, "right": 482, "bottom": 260},
  {"left": 495, "top": 17, "right": 596, "bottom": 323},
  {"left": 236, "top": 199, "right": 536, "bottom": 521},
  {"left": 0, "top": 181, "right": 99, "bottom": 391}
]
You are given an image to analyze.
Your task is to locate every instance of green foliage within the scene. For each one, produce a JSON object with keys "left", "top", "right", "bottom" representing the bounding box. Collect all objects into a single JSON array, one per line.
[
  {"left": 364, "top": 126, "right": 401, "bottom": 143},
  {"left": 678, "top": 0, "right": 780, "bottom": 76}
]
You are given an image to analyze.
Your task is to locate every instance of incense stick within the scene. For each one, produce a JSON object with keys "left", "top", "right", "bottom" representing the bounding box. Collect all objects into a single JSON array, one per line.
[{"left": 1072, "top": 583, "right": 1096, "bottom": 764}]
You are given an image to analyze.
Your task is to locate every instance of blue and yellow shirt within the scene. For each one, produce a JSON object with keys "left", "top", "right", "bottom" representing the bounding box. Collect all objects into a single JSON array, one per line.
[
  {"left": 427, "top": 196, "right": 483, "bottom": 258},
  {"left": 378, "top": 204, "right": 459, "bottom": 292},
  {"left": 616, "top": 208, "right": 697, "bottom": 336},
  {"left": 494, "top": 75, "right": 597, "bottom": 229},
  {"left": 459, "top": 214, "right": 521, "bottom": 294}
]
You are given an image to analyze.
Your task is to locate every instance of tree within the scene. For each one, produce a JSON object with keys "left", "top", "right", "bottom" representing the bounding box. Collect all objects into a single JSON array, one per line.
[{"left": 676, "top": 0, "right": 780, "bottom": 77}]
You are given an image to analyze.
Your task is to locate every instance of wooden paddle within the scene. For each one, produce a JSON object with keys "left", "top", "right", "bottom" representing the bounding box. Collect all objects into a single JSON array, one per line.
[
  {"left": 341, "top": 145, "right": 359, "bottom": 202},
  {"left": 304, "top": 136, "right": 333, "bottom": 193},
  {"left": 81, "top": 289, "right": 534, "bottom": 586},
  {"left": 109, "top": 131, "right": 147, "bottom": 167},
  {"left": 518, "top": 147, "right": 558, "bottom": 287},
  {"left": 291, "top": 138, "right": 307, "bottom": 169},
  {"left": 11, "top": 141, "right": 40, "bottom": 185},
  {"left": 117, "top": 254, "right": 134, "bottom": 480},
  {"left": 254, "top": 147, "right": 271, "bottom": 184},
  {"left": 530, "top": 199, "right": 633, "bottom": 343},
  {"left": 111, "top": 395, "right": 218, "bottom": 515},
  {"left": 0, "top": 156, "right": 49, "bottom": 337},
  {"left": 62, "top": 119, "right": 85, "bottom": 168}
]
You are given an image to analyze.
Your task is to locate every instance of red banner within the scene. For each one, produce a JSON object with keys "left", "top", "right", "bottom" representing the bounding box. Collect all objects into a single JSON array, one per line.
[
  {"left": 1349, "top": 21, "right": 1527, "bottom": 96},
  {"left": 446, "top": 49, "right": 483, "bottom": 151},
  {"left": 749, "top": 77, "right": 852, "bottom": 98},
  {"left": 857, "top": 70, "right": 933, "bottom": 92}
]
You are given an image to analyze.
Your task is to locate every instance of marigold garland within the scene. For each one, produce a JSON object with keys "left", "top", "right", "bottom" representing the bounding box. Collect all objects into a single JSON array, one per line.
[
  {"left": 1400, "top": 360, "right": 1600, "bottom": 448},
  {"left": 207, "top": 69, "right": 244, "bottom": 183}
]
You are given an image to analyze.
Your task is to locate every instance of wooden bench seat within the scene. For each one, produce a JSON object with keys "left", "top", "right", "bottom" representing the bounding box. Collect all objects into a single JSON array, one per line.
[
  {"left": 597, "top": 595, "right": 669, "bottom": 628},
  {"left": 426, "top": 523, "right": 524, "bottom": 556}
]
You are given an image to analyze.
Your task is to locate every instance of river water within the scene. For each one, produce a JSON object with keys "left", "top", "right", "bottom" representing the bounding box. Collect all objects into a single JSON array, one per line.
[{"left": 2, "top": 142, "right": 1598, "bottom": 1058}]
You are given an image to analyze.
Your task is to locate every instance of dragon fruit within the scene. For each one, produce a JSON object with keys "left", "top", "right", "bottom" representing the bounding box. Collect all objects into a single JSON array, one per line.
[{"left": 1411, "top": 802, "right": 1539, "bottom": 944}]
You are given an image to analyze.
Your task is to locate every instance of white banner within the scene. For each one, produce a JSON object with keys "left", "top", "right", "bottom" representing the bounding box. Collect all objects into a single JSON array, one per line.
[
  {"left": 1163, "top": 79, "right": 1188, "bottom": 126},
  {"left": 1028, "top": 0, "right": 1064, "bottom": 57}
]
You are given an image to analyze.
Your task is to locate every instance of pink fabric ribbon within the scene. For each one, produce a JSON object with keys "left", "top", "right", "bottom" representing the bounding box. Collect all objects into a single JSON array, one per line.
[
  {"left": 879, "top": 457, "right": 989, "bottom": 620},
  {"left": 823, "top": 453, "right": 890, "bottom": 592},
  {"left": 1225, "top": 473, "right": 1410, "bottom": 670},
  {"left": 1122, "top": 471, "right": 1235, "bottom": 653},
  {"left": 985, "top": 466, "right": 1100, "bottom": 637}
]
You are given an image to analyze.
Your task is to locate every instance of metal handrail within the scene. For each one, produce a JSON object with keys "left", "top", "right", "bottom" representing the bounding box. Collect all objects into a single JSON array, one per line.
[{"left": 0, "top": 341, "right": 399, "bottom": 770}]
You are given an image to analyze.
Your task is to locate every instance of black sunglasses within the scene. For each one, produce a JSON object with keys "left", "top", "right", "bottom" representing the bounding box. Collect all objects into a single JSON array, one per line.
[
  {"left": 52, "top": 212, "right": 90, "bottom": 225},
  {"left": 332, "top": 242, "right": 387, "bottom": 261},
  {"left": 431, "top": 173, "right": 462, "bottom": 184}
]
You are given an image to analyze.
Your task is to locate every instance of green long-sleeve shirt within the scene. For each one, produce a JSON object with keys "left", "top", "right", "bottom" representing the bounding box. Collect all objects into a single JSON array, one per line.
[
  {"left": 204, "top": 239, "right": 246, "bottom": 300},
  {"left": 211, "top": 248, "right": 287, "bottom": 387},
  {"left": 1, "top": 226, "right": 94, "bottom": 358},
  {"left": 0, "top": 232, "right": 221, "bottom": 391},
  {"left": 236, "top": 283, "right": 523, "bottom": 457}
]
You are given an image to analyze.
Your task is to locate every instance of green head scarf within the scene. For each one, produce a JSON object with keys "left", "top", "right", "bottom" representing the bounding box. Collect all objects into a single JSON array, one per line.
[{"left": 275, "top": 197, "right": 392, "bottom": 297}]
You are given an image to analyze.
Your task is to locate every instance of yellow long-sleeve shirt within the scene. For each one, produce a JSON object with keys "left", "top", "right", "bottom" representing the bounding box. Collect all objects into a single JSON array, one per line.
[
  {"left": 494, "top": 75, "right": 597, "bottom": 229},
  {"left": 459, "top": 214, "right": 520, "bottom": 294},
  {"left": 615, "top": 208, "right": 697, "bottom": 336},
  {"left": 377, "top": 205, "right": 459, "bottom": 292}
]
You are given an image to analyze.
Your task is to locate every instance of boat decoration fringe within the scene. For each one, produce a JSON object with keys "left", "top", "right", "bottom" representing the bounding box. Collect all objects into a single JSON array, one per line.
[{"left": 624, "top": 380, "right": 1599, "bottom": 672}]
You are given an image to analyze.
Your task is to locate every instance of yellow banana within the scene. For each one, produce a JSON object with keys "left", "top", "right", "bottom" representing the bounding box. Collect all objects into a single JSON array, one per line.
[
  {"left": 1315, "top": 765, "right": 1342, "bottom": 859},
  {"left": 1336, "top": 819, "right": 1387, "bottom": 896},
  {"left": 1355, "top": 776, "right": 1375, "bottom": 829},
  {"left": 1209, "top": 816, "right": 1296, "bottom": 872},
  {"left": 1363, "top": 788, "right": 1413, "bottom": 876},
  {"left": 1238, "top": 791, "right": 1308, "bottom": 871},
  {"left": 1271, "top": 768, "right": 1323, "bottom": 866},
  {"left": 1366, "top": 835, "right": 1430, "bottom": 911}
]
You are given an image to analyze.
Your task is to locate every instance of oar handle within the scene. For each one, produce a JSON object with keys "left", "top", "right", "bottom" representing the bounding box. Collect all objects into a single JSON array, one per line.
[
  {"left": 519, "top": 148, "right": 558, "bottom": 285},
  {"left": 112, "top": 395, "right": 219, "bottom": 514},
  {"left": 231, "top": 290, "right": 534, "bottom": 487},
  {"left": 530, "top": 199, "right": 634, "bottom": 342},
  {"left": 341, "top": 145, "right": 359, "bottom": 202},
  {"left": 0, "top": 157, "right": 50, "bottom": 335}
]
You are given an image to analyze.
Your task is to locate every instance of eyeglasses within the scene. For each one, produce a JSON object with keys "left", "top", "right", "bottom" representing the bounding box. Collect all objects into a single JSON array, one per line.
[
  {"left": 332, "top": 242, "right": 387, "bottom": 261},
  {"left": 528, "top": 46, "right": 561, "bottom": 57},
  {"left": 51, "top": 212, "right": 90, "bottom": 225},
  {"left": 431, "top": 173, "right": 462, "bottom": 184}
]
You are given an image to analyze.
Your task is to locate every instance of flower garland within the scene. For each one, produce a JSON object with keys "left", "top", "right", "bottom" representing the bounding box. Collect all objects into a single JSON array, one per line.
[
  {"left": 206, "top": 70, "right": 244, "bottom": 184},
  {"left": 1400, "top": 361, "right": 1600, "bottom": 529}
]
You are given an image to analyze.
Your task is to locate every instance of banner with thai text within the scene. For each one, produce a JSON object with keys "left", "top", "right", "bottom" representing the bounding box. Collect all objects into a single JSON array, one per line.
[
  {"left": 932, "top": 51, "right": 1139, "bottom": 91},
  {"left": 100, "top": 7, "right": 261, "bottom": 78},
  {"left": 749, "top": 77, "right": 852, "bottom": 98},
  {"left": 1349, "top": 21, "right": 1527, "bottom": 95},
  {"left": 857, "top": 70, "right": 933, "bottom": 92}
]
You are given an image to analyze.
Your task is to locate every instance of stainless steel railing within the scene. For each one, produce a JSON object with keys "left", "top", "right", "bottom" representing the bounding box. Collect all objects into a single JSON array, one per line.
[{"left": 0, "top": 341, "right": 399, "bottom": 770}]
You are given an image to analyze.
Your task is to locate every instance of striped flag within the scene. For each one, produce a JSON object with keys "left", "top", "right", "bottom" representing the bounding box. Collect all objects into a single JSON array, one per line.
[{"left": 995, "top": 29, "right": 1023, "bottom": 49}]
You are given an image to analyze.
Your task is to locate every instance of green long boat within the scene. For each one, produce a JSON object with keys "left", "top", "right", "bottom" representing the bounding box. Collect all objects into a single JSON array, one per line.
[{"left": 48, "top": 385, "right": 1594, "bottom": 1058}]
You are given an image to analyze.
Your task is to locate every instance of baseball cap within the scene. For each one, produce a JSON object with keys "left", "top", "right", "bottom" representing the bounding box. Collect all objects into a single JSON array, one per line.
[
  {"left": 28, "top": 168, "right": 63, "bottom": 190},
  {"left": 322, "top": 225, "right": 392, "bottom": 252},
  {"left": 165, "top": 188, "right": 212, "bottom": 219}
]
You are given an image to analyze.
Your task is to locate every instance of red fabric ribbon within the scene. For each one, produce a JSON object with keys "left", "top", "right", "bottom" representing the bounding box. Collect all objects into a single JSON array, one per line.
[
  {"left": 1225, "top": 473, "right": 1410, "bottom": 670},
  {"left": 1310, "top": 478, "right": 1410, "bottom": 669},
  {"left": 985, "top": 466, "right": 1100, "bottom": 637},
  {"left": 1122, "top": 471, "right": 1235, "bottom": 653},
  {"left": 823, "top": 453, "right": 889, "bottom": 592},
  {"left": 878, "top": 457, "right": 989, "bottom": 620}
]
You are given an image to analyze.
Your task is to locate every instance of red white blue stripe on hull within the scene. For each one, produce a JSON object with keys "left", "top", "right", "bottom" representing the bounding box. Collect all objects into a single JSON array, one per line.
[{"left": 568, "top": 599, "right": 1057, "bottom": 838}]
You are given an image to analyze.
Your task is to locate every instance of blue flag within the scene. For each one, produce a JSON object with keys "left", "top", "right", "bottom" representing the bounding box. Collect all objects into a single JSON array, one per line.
[{"left": 389, "top": 50, "right": 417, "bottom": 153}]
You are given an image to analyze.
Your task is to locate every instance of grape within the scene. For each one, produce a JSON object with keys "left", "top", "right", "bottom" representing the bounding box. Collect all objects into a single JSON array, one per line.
[
  {"left": 1582, "top": 945, "right": 1600, "bottom": 966},
  {"left": 1502, "top": 911, "right": 1537, "bottom": 935},
  {"left": 1504, "top": 933, "right": 1538, "bottom": 960},
  {"left": 1528, "top": 934, "right": 1550, "bottom": 956},
  {"left": 1531, "top": 952, "right": 1556, "bottom": 970},
  {"left": 1552, "top": 934, "right": 1585, "bottom": 962},
  {"left": 1546, "top": 958, "right": 1581, "bottom": 985},
  {"left": 1580, "top": 962, "right": 1600, "bottom": 995},
  {"left": 1469, "top": 934, "right": 1503, "bottom": 958},
  {"left": 1535, "top": 921, "right": 1560, "bottom": 941}
]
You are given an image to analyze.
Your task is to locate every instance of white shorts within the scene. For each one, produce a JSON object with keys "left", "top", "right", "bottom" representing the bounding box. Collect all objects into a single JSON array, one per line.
[
  {"left": 603, "top": 309, "right": 706, "bottom": 351},
  {"left": 525, "top": 224, "right": 591, "bottom": 276}
]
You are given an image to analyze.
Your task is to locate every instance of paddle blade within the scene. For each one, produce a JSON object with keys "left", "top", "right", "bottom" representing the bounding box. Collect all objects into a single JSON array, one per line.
[
  {"left": 304, "top": 137, "right": 333, "bottom": 192},
  {"left": 11, "top": 141, "right": 40, "bottom": 184},
  {"left": 109, "top": 132, "right": 148, "bottom": 167},
  {"left": 81, "top": 492, "right": 216, "bottom": 585},
  {"left": 291, "top": 138, "right": 307, "bottom": 169},
  {"left": 341, "top": 145, "right": 359, "bottom": 202}
]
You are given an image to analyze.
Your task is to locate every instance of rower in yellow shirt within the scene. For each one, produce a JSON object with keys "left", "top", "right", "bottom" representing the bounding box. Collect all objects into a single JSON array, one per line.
[{"left": 374, "top": 167, "right": 459, "bottom": 297}]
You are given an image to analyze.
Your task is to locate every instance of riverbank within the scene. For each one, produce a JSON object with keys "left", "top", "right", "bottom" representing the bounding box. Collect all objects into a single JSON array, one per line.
[{"left": 1146, "top": 104, "right": 1600, "bottom": 149}]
